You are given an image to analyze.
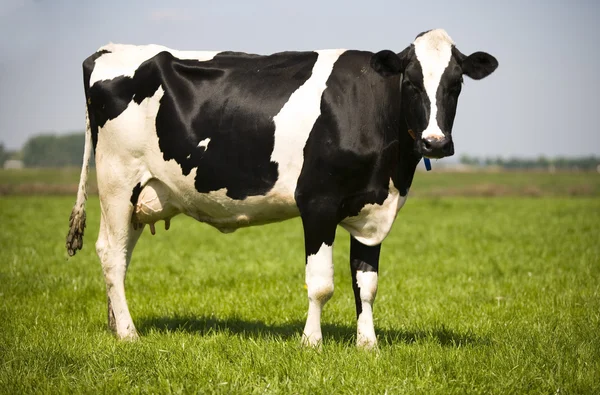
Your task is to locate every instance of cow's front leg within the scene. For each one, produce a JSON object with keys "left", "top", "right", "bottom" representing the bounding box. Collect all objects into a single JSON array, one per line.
[
  {"left": 350, "top": 236, "right": 380, "bottom": 349},
  {"left": 300, "top": 211, "right": 337, "bottom": 347}
]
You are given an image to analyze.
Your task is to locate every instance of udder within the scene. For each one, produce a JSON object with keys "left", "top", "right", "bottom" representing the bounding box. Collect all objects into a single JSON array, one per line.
[{"left": 132, "top": 179, "right": 180, "bottom": 234}]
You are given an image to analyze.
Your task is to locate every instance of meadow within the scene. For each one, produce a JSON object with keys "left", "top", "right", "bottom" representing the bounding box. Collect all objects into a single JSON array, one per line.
[{"left": 0, "top": 170, "right": 599, "bottom": 393}]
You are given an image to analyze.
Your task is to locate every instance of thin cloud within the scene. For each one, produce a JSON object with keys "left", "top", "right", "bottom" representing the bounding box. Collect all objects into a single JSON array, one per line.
[{"left": 147, "top": 9, "right": 193, "bottom": 23}]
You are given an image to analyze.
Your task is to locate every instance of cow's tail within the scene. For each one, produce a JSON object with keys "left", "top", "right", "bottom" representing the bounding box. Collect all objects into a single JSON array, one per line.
[{"left": 66, "top": 106, "right": 93, "bottom": 256}]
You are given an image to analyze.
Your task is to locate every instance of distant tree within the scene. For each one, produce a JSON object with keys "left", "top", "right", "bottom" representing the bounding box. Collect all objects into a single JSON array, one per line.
[
  {"left": 537, "top": 156, "right": 550, "bottom": 169},
  {"left": 459, "top": 154, "right": 481, "bottom": 166},
  {"left": 0, "top": 143, "right": 8, "bottom": 167},
  {"left": 0, "top": 143, "right": 19, "bottom": 167},
  {"left": 468, "top": 155, "right": 600, "bottom": 170},
  {"left": 572, "top": 156, "right": 600, "bottom": 170},
  {"left": 22, "top": 132, "right": 87, "bottom": 167},
  {"left": 484, "top": 157, "right": 495, "bottom": 167}
]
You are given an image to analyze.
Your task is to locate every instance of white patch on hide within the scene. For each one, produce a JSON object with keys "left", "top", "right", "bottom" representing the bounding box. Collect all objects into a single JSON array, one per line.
[
  {"left": 197, "top": 138, "right": 210, "bottom": 149},
  {"left": 90, "top": 43, "right": 220, "bottom": 85},
  {"left": 340, "top": 181, "right": 407, "bottom": 246},
  {"left": 270, "top": 49, "right": 346, "bottom": 194}
]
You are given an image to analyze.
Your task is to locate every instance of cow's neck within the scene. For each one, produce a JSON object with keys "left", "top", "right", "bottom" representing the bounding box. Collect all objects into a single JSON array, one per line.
[
  {"left": 391, "top": 75, "right": 421, "bottom": 197},
  {"left": 393, "top": 120, "right": 421, "bottom": 196}
]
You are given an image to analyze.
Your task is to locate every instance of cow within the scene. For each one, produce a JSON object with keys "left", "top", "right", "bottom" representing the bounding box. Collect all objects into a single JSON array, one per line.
[{"left": 66, "top": 29, "right": 497, "bottom": 348}]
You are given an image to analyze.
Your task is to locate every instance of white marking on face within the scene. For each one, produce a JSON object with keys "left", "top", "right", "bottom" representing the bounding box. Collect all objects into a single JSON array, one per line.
[
  {"left": 90, "top": 43, "right": 220, "bottom": 85},
  {"left": 270, "top": 49, "right": 346, "bottom": 193},
  {"left": 197, "top": 138, "right": 210, "bottom": 149},
  {"left": 303, "top": 242, "right": 334, "bottom": 346},
  {"left": 414, "top": 29, "right": 454, "bottom": 140}
]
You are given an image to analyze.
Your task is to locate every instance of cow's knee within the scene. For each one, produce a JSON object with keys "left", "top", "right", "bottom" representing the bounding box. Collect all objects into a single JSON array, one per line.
[
  {"left": 306, "top": 242, "right": 335, "bottom": 300},
  {"left": 95, "top": 236, "right": 107, "bottom": 261},
  {"left": 302, "top": 241, "right": 335, "bottom": 347},
  {"left": 306, "top": 279, "right": 334, "bottom": 305},
  {"left": 95, "top": 217, "right": 108, "bottom": 259}
]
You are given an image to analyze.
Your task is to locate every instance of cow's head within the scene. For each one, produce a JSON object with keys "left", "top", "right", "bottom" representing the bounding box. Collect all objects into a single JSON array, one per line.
[{"left": 372, "top": 29, "right": 498, "bottom": 159}]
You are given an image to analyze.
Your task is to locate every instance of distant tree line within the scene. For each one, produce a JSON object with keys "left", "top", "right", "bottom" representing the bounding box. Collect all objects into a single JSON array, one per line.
[
  {"left": 0, "top": 143, "right": 15, "bottom": 167},
  {"left": 460, "top": 154, "right": 600, "bottom": 171},
  {"left": 20, "top": 133, "right": 89, "bottom": 167},
  {"left": 1, "top": 133, "right": 89, "bottom": 168}
]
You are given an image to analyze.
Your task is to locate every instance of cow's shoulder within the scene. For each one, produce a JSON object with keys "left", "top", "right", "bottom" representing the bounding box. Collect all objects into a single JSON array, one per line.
[{"left": 297, "top": 50, "right": 402, "bottom": 199}]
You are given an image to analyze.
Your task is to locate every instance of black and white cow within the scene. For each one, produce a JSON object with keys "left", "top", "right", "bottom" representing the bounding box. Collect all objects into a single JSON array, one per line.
[{"left": 67, "top": 29, "right": 497, "bottom": 348}]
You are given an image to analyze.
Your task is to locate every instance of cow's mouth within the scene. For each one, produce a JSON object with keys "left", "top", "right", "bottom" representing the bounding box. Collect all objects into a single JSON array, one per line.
[{"left": 417, "top": 138, "right": 454, "bottom": 159}]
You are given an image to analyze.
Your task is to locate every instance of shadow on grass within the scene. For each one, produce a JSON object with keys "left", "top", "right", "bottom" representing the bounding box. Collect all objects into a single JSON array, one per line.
[{"left": 136, "top": 315, "right": 489, "bottom": 347}]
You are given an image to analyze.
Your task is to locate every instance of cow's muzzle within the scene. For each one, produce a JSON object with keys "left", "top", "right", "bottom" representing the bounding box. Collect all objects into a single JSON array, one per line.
[{"left": 418, "top": 136, "right": 454, "bottom": 159}]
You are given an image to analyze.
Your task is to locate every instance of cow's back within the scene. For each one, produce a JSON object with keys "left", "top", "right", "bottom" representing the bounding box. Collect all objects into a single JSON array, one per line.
[{"left": 86, "top": 45, "right": 348, "bottom": 231}]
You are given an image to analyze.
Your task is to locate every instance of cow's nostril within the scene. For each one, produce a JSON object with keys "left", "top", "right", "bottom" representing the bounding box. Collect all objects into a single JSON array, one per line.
[{"left": 419, "top": 136, "right": 454, "bottom": 158}]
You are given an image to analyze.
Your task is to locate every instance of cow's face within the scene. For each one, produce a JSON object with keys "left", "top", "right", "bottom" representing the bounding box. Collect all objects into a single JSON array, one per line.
[{"left": 371, "top": 29, "right": 498, "bottom": 159}]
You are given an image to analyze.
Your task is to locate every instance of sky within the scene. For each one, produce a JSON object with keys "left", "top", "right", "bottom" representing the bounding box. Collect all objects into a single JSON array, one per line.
[{"left": 0, "top": 0, "right": 599, "bottom": 158}]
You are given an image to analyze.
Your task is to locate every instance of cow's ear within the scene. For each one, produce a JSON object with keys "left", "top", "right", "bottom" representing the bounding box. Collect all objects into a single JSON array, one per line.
[
  {"left": 371, "top": 50, "right": 403, "bottom": 76},
  {"left": 461, "top": 51, "right": 498, "bottom": 80}
]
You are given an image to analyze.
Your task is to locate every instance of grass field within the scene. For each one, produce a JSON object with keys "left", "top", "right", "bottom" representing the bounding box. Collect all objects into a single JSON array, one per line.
[{"left": 1, "top": 172, "right": 599, "bottom": 393}]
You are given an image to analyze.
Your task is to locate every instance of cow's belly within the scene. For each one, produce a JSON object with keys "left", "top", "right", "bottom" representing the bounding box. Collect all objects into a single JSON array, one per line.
[
  {"left": 133, "top": 176, "right": 299, "bottom": 233},
  {"left": 183, "top": 187, "right": 300, "bottom": 232}
]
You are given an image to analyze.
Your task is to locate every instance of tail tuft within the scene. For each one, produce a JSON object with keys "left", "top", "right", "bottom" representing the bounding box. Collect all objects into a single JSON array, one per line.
[{"left": 66, "top": 205, "right": 86, "bottom": 256}]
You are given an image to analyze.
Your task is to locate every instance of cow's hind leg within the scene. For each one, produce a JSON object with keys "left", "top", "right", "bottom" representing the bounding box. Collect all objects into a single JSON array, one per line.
[
  {"left": 300, "top": 208, "right": 337, "bottom": 347},
  {"left": 350, "top": 236, "right": 380, "bottom": 349},
  {"left": 96, "top": 192, "right": 144, "bottom": 340}
]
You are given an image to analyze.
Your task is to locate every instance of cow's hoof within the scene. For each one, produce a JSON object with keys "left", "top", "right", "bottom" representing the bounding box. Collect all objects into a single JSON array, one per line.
[
  {"left": 117, "top": 332, "right": 139, "bottom": 342},
  {"left": 356, "top": 337, "right": 378, "bottom": 350},
  {"left": 301, "top": 334, "right": 322, "bottom": 349},
  {"left": 116, "top": 328, "right": 139, "bottom": 341}
]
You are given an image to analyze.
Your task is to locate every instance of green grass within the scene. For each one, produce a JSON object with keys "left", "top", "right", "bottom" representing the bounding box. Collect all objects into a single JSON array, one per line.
[
  {"left": 0, "top": 168, "right": 98, "bottom": 195},
  {"left": 409, "top": 170, "right": 600, "bottom": 196},
  {"left": 1, "top": 195, "right": 599, "bottom": 393},
  {"left": 0, "top": 168, "right": 97, "bottom": 185}
]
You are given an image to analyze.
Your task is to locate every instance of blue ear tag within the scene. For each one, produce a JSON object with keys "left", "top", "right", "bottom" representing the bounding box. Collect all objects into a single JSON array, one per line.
[{"left": 424, "top": 157, "right": 432, "bottom": 171}]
